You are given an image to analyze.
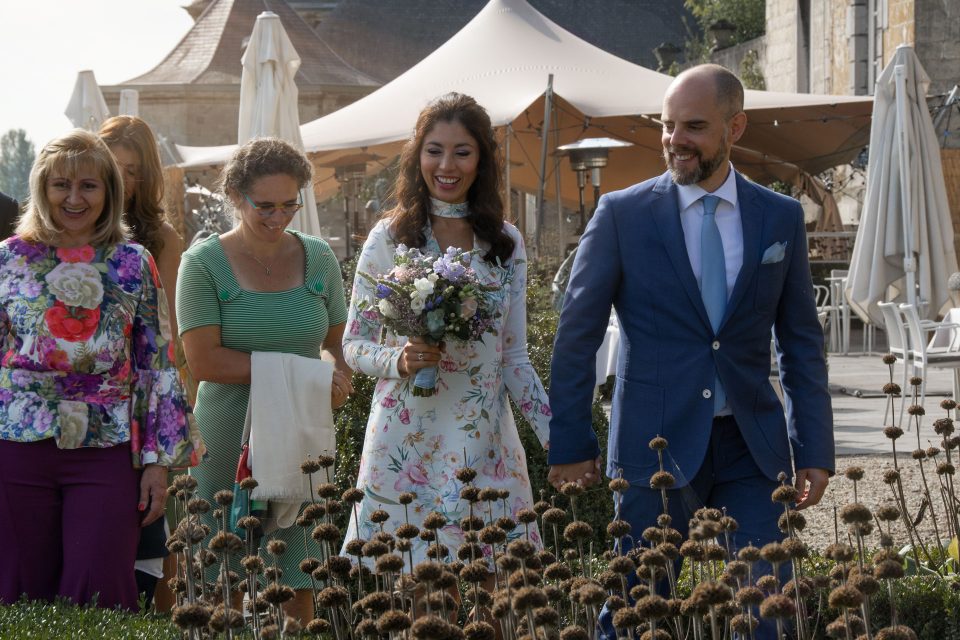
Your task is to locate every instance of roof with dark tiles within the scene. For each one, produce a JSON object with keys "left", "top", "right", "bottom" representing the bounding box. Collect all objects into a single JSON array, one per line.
[
  {"left": 312, "top": 0, "right": 696, "bottom": 83},
  {"left": 124, "top": 0, "right": 378, "bottom": 88}
]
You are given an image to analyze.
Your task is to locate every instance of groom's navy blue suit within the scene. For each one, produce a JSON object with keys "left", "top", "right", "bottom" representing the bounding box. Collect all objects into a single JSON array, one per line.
[{"left": 549, "top": 169, "right": 833, "bottom": 546}]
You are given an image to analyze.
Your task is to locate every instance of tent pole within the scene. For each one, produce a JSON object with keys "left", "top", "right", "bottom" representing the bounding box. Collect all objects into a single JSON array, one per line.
[
  {"left": 554, "top": 100, "right": 563, "bottom": 261},
  {"left": 504, "top": 124, "right": 512, "bottom": 222},
  {"left": 535, "top": 74, "right": 554, "bottom": 260},
  {"left": 895, "top": 63, "right": 917, "bottom": 309}
]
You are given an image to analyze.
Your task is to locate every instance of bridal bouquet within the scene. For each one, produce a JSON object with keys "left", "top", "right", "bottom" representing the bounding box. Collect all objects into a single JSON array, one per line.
[{"left": 358, "top": 244, "right": 500, "bottom": 396}]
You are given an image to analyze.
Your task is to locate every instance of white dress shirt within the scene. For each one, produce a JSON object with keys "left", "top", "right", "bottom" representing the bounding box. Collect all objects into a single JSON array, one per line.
[{"left": 677, "top": 163, "right": 743, "bottom": 300}]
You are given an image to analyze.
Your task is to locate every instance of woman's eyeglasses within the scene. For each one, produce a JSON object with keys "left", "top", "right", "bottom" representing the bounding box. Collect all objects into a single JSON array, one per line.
[{"left": 243, "top": 193, "right": 303, "bottom": 216}]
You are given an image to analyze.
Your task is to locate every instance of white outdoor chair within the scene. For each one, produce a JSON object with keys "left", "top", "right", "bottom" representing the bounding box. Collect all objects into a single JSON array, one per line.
[
  {"left": 877, "top": 301, "right": 909, "bottom": 428},
  {"left": 827, "top": 270, "right": 851, "bottom": 354},
  {"left": 899, "top": 303, "right": 960, "bottom": 423},
  {"left": 814, "top": 284, "right": 830, "bottom": 330}
]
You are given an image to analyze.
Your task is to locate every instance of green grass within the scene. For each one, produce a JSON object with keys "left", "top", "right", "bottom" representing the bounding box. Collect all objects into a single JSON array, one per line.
[{"left": 0, "top": 599, "right": 180, "bottom": 640}]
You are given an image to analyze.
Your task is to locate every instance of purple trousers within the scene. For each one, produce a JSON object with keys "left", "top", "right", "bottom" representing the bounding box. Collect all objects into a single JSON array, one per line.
[{"left": 0, "top": 438, "right": 141, "bottom": 610}]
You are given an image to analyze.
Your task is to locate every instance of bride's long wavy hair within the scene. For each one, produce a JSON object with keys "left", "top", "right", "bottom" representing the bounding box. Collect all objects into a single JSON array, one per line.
[{"left": 386, "top": 93, "right": 514, "bottom": 264}]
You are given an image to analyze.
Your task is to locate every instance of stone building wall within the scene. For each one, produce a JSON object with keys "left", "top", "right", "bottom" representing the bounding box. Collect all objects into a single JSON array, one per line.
[{"left": 762, "top": 0, "right": 801, "bottom": 92}]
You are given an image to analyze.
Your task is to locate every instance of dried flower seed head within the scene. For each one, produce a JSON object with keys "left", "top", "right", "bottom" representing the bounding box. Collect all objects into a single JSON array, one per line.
[
  {"left": 884, "top": 426, "right": 904, "bottom": 440},
  {"left": 457, "top": 542, "right": 484, "bottom": 561},
  {"left": 478, "top": 487, "right": 499, "bottom": 502},
  {"left": 302, "top": 503, "right": 325, "bottom": 521},
  {"left": 607, "top": 555, "right": 636, "bottom": 575},
  {"left": 512, "top": 586, "right": 548, "bottom": 610},
  {"left": 720, "top": 515, "right": 738, "bottom": 532},
  {"left": 343, "top": 539, "right": 365, "bottom": 557},
  {"left": 576, "top": 583, "right": 607, "bottom": 606},
  {"left": 209, "top": 532, "right": 244, "bottom": 554},
  {"left": 172, "top": 603, "right": 213, "bottom": 629},
  {"left": 533, "top": 499, "right": 552, "bottom": 515},
  {"left": 874, "top": 559, "right": 905, "bottom": 580},
  {"left": 516, "top": 508, "right": 538, "bottom": 524},
  {"left": 778, "top": 509, "right": 807, "bottom": 533},
  {"left": 849, "top": 573, "right": 880, "bottom": 596},
  {"left": 844, "top": 466, "right": 865, "bottom": 481},
  {"left": 544, "top": 561, "right": 572, "bottom": 581},
  {"left": 938, "top": 462, "right": 956, "bottom": 475},
  {"left": 755, "top": 574, "right": 779, "bottom": 592},
  {"left": 316, "top": 585, "right": 350, "bottom": 608},
  {"left": 649, "top": 471, "right": 675, "bottom": 490},
  {"left": 375, "top": 553, "right": 405, "bottom": 574},
  {"left": 704, "top": 544, "right": 728, "bottom": 562},
  {"left": 882, "top": 382, "right": 902, "bottom": 395},
  {"left": 186, "top": 498, "right": 211, "bottom": 515},
  {"left": 559, "top": 481, "right": 584, "bottom": 497},
  {"left": 495, "top": 516, "right": 517, "bottom": 532},
  {"left": 950, "top": 435, "right": 960, "bottom": 450},
  {"left": 875, "top": 625, "right": 920, "bottom": 640},
  {"left": 782, "top": 577, "right": 813, "bottom": 599},
  {"left": 463, "top": 621, "right": 496, "bottom": 640},
  {"left": 306, "top": 618, "right": 330, "bottom": 635},
  {"left": 542, "top": 507, "right": 566, "bottom": 525},
  {"left": 264, "top": 566, "right": 283, "bottom": 581},
  {"left": 840, "top": 503, "right": 872, "bottom": 524},
  {"left": 422, "top": 511, "right": 447, "bottom": 530},
  {"left": 910, "top": 376, "right": 923, "bottom": 386},
  {"left": 735, "top": 585, "right": 764, "bottom": 607},
  {"left": 876, "top": 504, "right": 901, "bottom": 521},
  {"left": 607, "top": 519, "right": 632, "bottom": 538},
  {"left": 370, "top": 509, "right": 390, "bottom": 524},
  {"left": 477, "top": 525, "right": 506, "bottom": 545},
  {"left": 265, "top": 539, "right": 286, "bottom": 556},
  {"left": 828, "top": 585, "right": 864, "bottom": 609},
  {"left": 393, "top": 523, "right": 418, "bottom": 540},
  {"left": 758, "top": 593, "right": 795, "bottom": 619},
  {"left": 563, "top": 521, "right": 593, "bottom": 542},
  {"left": 608, "top": 477, "right": 630, "bottom": 493},
  {"left": 825, "top": 543, "right": 856, "bottom": 563},
  {"left": 771, "top": 485, "right": 799, "bottom": 504},
  {"left": 907, "top": 404, "right": 925, "bottom": 416},
  {"left": 312, "top": 523, "right": 340, "bottom": 543},
  {"left": 883, "top": 469, "right": 901, "bottom": 484},
  {"left": 882, "top": 353, "right": 897, "bottom": 365},
  {"left": 691, "top": 581, "right": 733, "bottom": 606},
  {"left": 300, "top": 458, "right": 322, "bottom": 474},
  {"left": 782, "top": 537, "right": 809, "bottom": 560},
  {"left": 927, "top": 445, "right": 942, "bottom": 457},
  {"left": 648, "top": 436, "right": 668, "bottom": 451},
  {"left": 262, "top": 583, "right": 296, "bottom": 605},
  {"left": 507, "top": 539, "right": 536, "bottom": 559},
  {"left": 212, "top": 490, "right": 234, "bottom": 506},
  {"left": 455, "top": 467, "right": 478, "bottom": 483},
  {"left": 239, "top": 477, "right": 258, "bottom": 491},
  {"left": 316, "top": 483, "right": 337, "bottom": 499},
  {"left": 679, "top": 541, "right": 705, "bottom": 560},
  {"left": 342, "top": 487, "right": 364, "bottom": 504},
  {"left": 559, "top": 626, "right": 590, "bottom": 640}
]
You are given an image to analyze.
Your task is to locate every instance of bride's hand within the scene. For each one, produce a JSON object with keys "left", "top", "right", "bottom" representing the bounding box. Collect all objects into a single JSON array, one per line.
[
  {"left": 397, "top": 336, "right": 443, "bottom": 377},
  {"left": 331, "top": 369, "right": 354, "bottom": 408}
]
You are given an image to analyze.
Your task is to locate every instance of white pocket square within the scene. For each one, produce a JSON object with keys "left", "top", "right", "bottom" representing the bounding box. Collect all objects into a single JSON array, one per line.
[{"left": 761, "top": 241, "right": 787, "bottom": 264}]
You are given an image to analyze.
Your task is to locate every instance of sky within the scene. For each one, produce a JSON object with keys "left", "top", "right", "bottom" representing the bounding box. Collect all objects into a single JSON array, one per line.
[{"left": 0, "top": 0, "right": 194, "bottom": 150}]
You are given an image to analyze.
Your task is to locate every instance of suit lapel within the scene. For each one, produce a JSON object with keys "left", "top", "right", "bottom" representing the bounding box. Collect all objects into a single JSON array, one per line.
[
  {"left": 650, "top": 173, "right": 713, "bottom": 331},
  {"left": 722, "top": 173, "right": 762, "bottom": 326}
]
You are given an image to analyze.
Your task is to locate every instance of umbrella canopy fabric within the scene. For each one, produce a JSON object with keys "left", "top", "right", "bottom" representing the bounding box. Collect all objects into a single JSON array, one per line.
[
  {"left": 238, "top": 11, "right": 321, "bottom": 236},
  {"left": 179, "top": 0, "right": 872, "bottom": 209},
  {"left": 846, "top": 45, "right": 958, "bottom": 325},
  {"left": 64, "top": 70, "right": 110, "bottom": 132}
]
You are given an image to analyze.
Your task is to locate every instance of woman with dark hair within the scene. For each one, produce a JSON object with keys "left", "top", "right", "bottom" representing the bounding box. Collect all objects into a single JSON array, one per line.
[
  {"left": 0, "top": 130, "right": 197, "bottom": 610},
  {"left": 342, "top": 93, "right": 551, "bottom": 564}
]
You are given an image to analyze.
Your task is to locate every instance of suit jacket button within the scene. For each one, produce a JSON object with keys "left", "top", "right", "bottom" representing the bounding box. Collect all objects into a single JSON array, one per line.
[
  {"left": 702, "top": 389, "right": 712, "bottom": 399},
  {"left": 712, "top": 340, "right": 720, "bottom": 350}
]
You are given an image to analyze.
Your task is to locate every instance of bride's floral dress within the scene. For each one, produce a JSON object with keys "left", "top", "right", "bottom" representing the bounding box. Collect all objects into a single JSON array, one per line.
[{"left": 342, "top": 219, "right": 550, "bottom": 563}]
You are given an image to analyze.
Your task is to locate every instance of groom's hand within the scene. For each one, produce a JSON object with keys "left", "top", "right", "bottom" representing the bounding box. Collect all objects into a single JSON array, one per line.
[
  {"left": 548, "top": 457, "right": 602, "bottom": 490},
  {"left": 794, "top": 467, "right": 830, "bottom": 510}
]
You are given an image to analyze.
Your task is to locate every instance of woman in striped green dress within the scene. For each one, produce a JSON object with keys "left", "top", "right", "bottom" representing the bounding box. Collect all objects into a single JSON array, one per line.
[{"left": 177, "top": 138, "right": 353, "bottom": 623}]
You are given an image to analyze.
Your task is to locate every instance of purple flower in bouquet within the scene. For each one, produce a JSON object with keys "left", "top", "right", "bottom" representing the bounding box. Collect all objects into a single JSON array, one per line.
[
  {"left": 433, "top": 247, "right": 470, "bottom": 283},
  {"left": 375, "top": 283, "right": 393, "bottom": 299}
]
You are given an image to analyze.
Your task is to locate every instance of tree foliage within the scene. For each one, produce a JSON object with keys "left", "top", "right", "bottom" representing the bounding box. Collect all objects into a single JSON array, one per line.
[
  {"left": 0, "top": 129, "right": 35, "bottom": 203},
  {"left": 684, "top": 0, "right": 766, "bottom": 44}
]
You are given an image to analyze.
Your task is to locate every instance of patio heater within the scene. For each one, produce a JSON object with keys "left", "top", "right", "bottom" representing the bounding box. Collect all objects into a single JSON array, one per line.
[
  {"left": 556, "top": 138, "right": 633, "bottom": 235},
  {"left": 335, "top": 163, "right": 366, "bottom": 259}
]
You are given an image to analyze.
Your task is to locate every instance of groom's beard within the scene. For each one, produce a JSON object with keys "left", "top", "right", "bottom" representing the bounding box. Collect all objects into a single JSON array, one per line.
[{"left": 664, "top": 132, "right": 729, "bottom": 186}]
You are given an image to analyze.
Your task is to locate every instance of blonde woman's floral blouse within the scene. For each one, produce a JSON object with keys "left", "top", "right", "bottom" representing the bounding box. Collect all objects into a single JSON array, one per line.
[
  {"left": 0, "top": 236, "right": 200, "bottom": 468},
  {"left": 342, "top": 219, "right": 550, "bottom": 564}
]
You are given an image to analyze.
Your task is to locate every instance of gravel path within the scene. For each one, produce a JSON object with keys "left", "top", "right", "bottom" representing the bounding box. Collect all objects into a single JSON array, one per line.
[{"left": 800, "top": 453, "right": 950, "bottom": 552}]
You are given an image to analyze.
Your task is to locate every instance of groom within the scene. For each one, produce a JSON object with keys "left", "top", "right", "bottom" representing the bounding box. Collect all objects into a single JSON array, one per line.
[{"left": 547, "top": 63, "right": 833, "bottom": 604}]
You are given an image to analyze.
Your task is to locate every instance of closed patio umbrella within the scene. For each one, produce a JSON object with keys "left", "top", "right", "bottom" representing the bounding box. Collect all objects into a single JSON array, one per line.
[
  {"left": 238, "top": 11, "right": 321, "bottom": 236},
  {"left": 846, "top": 45, "right": 957, "bottom": 325},
  {"left": 64, "top": 70, "right": 110, "bottom": 132}
]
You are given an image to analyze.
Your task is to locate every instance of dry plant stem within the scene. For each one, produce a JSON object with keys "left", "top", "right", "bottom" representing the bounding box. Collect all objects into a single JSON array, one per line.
[
  {"left": 890, "top": 438, "right": 933, "bottom": 567},
  {"left": 913, "top": 435, "right": 947, "bottom": 558}
]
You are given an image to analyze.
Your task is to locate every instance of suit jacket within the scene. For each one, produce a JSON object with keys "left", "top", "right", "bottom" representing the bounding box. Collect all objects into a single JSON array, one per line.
[
  {"left": 548, "top": 170, "right": 834, "bottom": 487},
  {"left": 0, "top": 191, "right": 18, "bottom": 241}
]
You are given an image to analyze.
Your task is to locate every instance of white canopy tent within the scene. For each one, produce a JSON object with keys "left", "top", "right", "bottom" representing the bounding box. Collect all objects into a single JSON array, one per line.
[
  {"left": 178, "top": 0, "right": 873, "bottom": 220},
  {"left": 846, "top": 45, "right": 958, "bottom": 325}
]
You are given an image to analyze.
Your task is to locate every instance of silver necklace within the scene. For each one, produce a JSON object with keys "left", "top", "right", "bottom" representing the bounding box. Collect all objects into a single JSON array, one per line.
[{"left": 239, "top": 239, "right": 277, "bottom": 276}]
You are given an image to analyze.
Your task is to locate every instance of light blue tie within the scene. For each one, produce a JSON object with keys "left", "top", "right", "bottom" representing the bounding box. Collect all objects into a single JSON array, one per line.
[{"left": 700, "top": 195, "right": 726, "bottom": 414}]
